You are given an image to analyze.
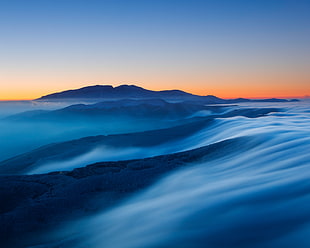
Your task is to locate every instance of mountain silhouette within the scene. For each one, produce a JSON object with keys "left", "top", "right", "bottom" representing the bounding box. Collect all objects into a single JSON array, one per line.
[
  {"left": 36, "top": 84, "right": 296, "bottom": 103},
  {"left": 36, "top": 84, "right": 225, "bottom": 103}
]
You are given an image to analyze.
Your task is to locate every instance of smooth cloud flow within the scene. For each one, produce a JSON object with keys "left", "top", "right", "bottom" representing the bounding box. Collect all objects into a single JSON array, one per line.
[{"left": 27, "top": 100, "right": 310, "bottom": 248}]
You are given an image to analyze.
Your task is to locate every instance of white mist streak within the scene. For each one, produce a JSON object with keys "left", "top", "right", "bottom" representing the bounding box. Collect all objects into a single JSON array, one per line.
[{"left": 70, "top": 101, "right": 310, "bottom": 248}]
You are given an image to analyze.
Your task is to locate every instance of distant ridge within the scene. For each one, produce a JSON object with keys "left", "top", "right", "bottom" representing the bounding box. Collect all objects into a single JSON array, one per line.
[
  {"left": 36, "top": 84, "right": 226, "bottom": 103},
  {"left": 37, "top": 84, "right": 198, "bottom": 99},
  {"left": 36, "top": 84, "right": 297, "bottom": 103}
]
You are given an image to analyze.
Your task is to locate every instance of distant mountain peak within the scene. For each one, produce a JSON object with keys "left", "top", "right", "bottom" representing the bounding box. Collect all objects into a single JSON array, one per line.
[
  {"left": 36, "top": 84, "right": 203, "bottom": 101},
  {"left": 36, "top": 84, "right": 294, "bottom": 104}
]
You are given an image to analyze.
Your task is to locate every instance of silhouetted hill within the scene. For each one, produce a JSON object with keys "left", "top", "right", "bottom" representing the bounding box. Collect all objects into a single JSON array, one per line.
[
  {"left": 36, "top": 84, "right": 297, "bottom": 103},
  {"left": 37, "top": 84, "right": 209, "bottom": 101},
  {"left": 36, "top": 84, "right": 226, "bottom": 103}
]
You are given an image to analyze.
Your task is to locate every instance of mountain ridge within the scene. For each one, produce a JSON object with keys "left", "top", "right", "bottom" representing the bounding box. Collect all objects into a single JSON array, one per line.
[
  {"left": 36, "top": 84, "right": 298, "bottom": 103},
  {"left": 36, "top": 84, "right": 203, "bottom": 101}
]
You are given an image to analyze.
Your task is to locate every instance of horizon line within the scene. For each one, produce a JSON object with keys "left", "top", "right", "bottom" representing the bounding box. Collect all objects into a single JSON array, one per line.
[
  {"left": 0, "top": 84, "right": 308, "bottom": 101},
  {"left": 0, "top": 96, "right": 308, "bottom": 101}
]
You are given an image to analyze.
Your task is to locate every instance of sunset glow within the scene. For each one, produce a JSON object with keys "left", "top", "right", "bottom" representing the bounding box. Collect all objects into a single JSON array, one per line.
[{"left": 0, "top": 0, "right": 309, "bottom": 100}]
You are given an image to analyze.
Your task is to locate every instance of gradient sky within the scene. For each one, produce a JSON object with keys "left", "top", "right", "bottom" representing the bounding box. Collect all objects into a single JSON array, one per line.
[{"left": 0, "top": 0, "right": 309, "bottom": 99}]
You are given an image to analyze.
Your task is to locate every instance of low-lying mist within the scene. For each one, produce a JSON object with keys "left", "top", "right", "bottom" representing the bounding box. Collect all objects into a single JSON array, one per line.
[
  {"left": 0, "top": 99, "right": 288, "bottom": 174},
  {"left": 0, "top": 100, "right": 199, "bottom": 161},
  {"left": 81, "top": 143, "right": 310, "bottom": 248},
  {"left": 24, "top": 100, "right": 310, "bottom": 248},
  {"left": 1, "top": 100, "right": 310, "bottom": 248}
]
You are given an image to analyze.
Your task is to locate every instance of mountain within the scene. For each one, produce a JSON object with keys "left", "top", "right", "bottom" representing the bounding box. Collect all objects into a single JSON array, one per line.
[
  {"left": 36, "top": 84, "right": 225, "bottom": 103},
  {"left": 37, "top": 84, "right": 200, "bottom": 100},
  {"left": 36, "top": 84, "right": 297, "bottom": 103}
]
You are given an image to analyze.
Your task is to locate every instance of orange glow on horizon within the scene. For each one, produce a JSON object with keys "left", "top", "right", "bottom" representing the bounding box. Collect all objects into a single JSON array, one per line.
[
  {"left": 0, "top": 85, "right": 308, "bottom": 100},
  {"left": 1, "top": 58, "right": 309, "bottom": 100},
  {"left": 0, "top": 72, "right": 309, "bottom": 100}
]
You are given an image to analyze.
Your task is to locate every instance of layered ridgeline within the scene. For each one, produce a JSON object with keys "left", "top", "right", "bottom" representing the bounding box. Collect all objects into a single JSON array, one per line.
[
  {"left": 0, "top": 107, "right": 280, "bottom": 175},
  {"left": 0, "top": 99, "right": 234, "bottom": 161},
  {"left": 36, "top": 84, "right": 298, "bottom": 103},
  {"left": 1, "top": 95, "right": 278, "bottom": 162}
]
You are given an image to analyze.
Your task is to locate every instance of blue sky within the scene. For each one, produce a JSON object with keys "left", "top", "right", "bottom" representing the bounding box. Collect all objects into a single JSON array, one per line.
[{"left": 0, "top": 0, "right": 309, "bottom": 99}]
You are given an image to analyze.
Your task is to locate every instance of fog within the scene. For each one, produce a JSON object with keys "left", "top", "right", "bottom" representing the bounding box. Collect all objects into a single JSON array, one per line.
[
  {"left": 0, "top": 101, "right": 69, "bottom": 159},
  {"left": 26, "top": 100, "right": 310, "bottom": 248},
  {"left": 1, "top": 100, "right": 310, "bottom": 248},
  {"left": 0, "top": 100, "right": 183, "bottom": 161},
  {"left": 1, "top": 100, "right": 308, "bottom": 174},
  {"left": 83, "top": 143, "right": 310, "bottom": 248}
]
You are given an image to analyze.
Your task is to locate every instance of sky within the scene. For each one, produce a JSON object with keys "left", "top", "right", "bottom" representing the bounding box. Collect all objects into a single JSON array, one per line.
[{"left": 0, "top": 0, "right": 309, "bottom": 100}]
